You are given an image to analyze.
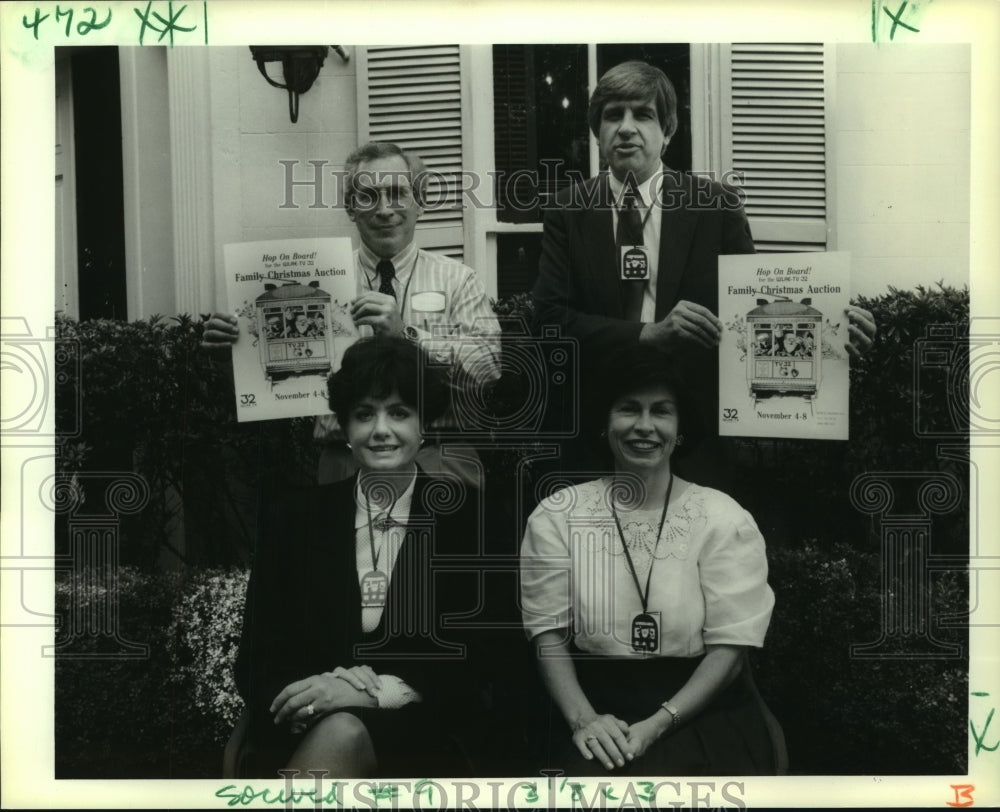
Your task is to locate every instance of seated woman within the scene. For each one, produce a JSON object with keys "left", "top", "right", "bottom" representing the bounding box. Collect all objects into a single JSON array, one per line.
[
  {"left": 235, "top": 336, "right": 480, "bottom": 778},
  {"left": 520, "top": 347, "right": 777, "bottom": 776}
]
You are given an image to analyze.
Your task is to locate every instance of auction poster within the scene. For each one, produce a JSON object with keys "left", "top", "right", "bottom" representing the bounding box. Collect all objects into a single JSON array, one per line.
[
  {"left": 718, "top": 251, "right": 851, "bottom": 440},
  {"left": 224, "top": 237, "right": 357, "bottom": 422}
]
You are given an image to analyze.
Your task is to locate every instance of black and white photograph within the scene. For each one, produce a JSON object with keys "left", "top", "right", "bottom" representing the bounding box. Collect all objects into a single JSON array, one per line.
[{"left": 1, "top": 1, "right": 998, "bottom": 808}]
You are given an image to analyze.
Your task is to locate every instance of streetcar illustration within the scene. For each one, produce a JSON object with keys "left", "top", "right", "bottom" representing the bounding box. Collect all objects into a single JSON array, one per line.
[
  {"left": 746, "top": 296, "right": 823, "bottom": 408},
  {"left": 254, "top": 280, "right": 355, "bottom": 386}
]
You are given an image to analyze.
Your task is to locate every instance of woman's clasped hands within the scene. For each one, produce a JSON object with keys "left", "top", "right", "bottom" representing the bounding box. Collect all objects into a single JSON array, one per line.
[
  {"left": 573, "top": 712, "right": 672, "bottom": 771},
  {"left": 572, "top": 712, "right": 633, "bottom": 770},
  {"left": 269, "top": 666, "right": 382, "bottom": 734}
]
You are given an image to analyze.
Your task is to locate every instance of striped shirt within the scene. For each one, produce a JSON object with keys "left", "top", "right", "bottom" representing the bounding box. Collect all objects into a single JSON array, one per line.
[
  {"left": 314, "top": 241, "right": 502, "bottom": 439},
  {"left": 356, "top": 241, "right": 501, "bottom": 385}
]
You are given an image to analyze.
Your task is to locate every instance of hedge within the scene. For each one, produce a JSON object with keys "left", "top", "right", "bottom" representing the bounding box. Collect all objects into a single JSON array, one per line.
[{"left": 55, "top": 549, "right": 967, "bottom": 778}]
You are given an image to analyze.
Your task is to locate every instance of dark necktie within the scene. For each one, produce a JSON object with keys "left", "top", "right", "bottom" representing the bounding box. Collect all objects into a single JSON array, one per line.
[
  {"left": 618, "top": 184, "right": 645, "bottom": 321},
  {"left": 376, "top": 259, "right": 396, "bottom": 299}
]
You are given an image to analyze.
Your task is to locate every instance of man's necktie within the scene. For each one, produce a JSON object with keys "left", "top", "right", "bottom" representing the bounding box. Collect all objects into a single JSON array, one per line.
[
  {"left": 618, "top": 184, "right": 645, "bottom": 322},
  {"left": 376, "top": 259, "right": 397, "bottom": 299}
]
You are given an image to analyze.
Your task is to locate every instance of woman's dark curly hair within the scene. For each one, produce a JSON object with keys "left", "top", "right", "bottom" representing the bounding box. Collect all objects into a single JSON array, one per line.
[
  {"left": 585, "top": 345, "right": 704, "bottom": 464},
  {"left": 327, "top": 336, "right": 450, "bottom": 429}
]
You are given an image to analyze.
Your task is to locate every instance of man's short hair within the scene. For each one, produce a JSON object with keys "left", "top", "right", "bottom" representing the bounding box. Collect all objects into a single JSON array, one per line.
[
  {"left": 587, "top": 60, "right": 678, "bottom": 141},
  {"left": 343, "top": 141, "right": 428, "bottom": 208}
]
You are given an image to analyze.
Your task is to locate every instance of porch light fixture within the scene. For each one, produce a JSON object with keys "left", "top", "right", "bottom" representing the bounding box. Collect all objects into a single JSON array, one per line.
[{"left": 249, "top": 45, "right": 350, "bottom": 123}]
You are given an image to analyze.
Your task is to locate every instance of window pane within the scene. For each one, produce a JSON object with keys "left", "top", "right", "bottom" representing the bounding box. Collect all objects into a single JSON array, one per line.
[
  {"left": 493, "top": 45, "right": 590, "bottom": 223},
  {"left": 496, "top": 233, "right": 543, "bottom": 298}
]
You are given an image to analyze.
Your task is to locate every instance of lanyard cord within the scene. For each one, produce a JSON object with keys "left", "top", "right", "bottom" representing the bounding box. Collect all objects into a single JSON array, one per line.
[
  {"left": 610, "top": 473, "right": 673, "bottom": 613},
  {"left": 363, "top": 489, "right": 399, "bottom": 572}
]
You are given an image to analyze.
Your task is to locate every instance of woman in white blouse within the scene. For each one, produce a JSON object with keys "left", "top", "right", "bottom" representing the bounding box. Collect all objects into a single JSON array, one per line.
[
  {"left": 235, "top": 336, "right": 480, "bottom": 777},
  {"left": 520, "top": 347, "right": 777, "bottom": 775}
]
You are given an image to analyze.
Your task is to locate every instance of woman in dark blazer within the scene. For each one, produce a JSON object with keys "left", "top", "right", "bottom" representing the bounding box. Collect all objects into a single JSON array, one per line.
[{"left": 235, "top": 336, "right": 481, "bottom": 778}]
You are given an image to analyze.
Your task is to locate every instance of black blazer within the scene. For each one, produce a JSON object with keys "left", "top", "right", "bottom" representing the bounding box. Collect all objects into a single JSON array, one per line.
[
  {"left": 234, "top": 471, "right": 484, "bottom": 739},
  {"left": 531, "top": 167, "right": 756, "bottom": 430}
]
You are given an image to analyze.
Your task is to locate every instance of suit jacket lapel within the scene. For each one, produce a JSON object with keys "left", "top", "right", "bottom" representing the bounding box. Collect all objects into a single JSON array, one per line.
[
  {"left": 327, "top": 477, "right": 362, "bottom": 637},
  {"left": 655, "top": 168, "right": 698, "bottom": 320},
  {"left": 580, "top": 175, "right": 625, "bottom": 318}
]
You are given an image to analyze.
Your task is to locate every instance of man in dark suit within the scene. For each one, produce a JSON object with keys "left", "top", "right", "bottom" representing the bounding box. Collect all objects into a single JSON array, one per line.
[{"left": 532, "top": 60, "right": 875, "bottom": 484}]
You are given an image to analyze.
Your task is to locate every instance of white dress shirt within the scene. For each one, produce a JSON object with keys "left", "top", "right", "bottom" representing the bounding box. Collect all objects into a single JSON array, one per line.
[{"left": 608, "top": 168, "right": 665, "bottom": 323}]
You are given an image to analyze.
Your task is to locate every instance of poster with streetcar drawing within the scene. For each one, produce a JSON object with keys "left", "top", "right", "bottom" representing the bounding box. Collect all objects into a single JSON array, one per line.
[
  {"left": 224, "top": 237, "right": 358, "bottom": 422},
  {"left": 718, "top": 251, "right": 851, "bottom": 440}
]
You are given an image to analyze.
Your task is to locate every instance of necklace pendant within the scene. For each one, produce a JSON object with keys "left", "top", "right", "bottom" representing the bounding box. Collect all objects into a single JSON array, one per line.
[
  {"left": 360, "top": 570, "right": 388, "bottom": 608},
  {"left": 631, "top": 611, "right": 661, "bottom": 653},
  {"left": 372, "top": 515, "right": 395, "bottom": 533}
]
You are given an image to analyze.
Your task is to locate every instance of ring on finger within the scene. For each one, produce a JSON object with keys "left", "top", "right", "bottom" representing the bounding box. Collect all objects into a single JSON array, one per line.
[{"left": 305, "top": 703, "right": 315, "bottom": 716}]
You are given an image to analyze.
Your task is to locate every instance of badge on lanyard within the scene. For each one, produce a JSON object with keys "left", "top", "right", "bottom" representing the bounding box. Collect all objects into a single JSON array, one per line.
[
  {"left": 611, "top": 473, "right": 674, "bottom": 656},
  {"left": 360, "top": 570, "right": 388, "bottom": 608},
  {"left": 620, "top": 245, "right": 649, "bottom": 280},
  {"left": 631, "top": 611, "right": 661, "bottom": 653}
]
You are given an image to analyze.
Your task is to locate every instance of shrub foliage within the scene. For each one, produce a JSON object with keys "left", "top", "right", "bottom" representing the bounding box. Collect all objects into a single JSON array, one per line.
[{"left": 56, "top": 313, "right": 316, "bottom": 566}]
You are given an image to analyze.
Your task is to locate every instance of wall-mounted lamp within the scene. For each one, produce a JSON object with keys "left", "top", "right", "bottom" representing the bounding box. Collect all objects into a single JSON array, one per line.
[{"left": 249, "top": 45, "right": 350, "bottom": 123}]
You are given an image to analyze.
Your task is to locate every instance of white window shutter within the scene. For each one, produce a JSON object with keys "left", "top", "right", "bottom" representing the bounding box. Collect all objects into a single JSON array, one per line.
[
  {"left": 723, "top": 44, "right": 829, "bottom": 252},
  {"left": 358, "top": 45, "right": 465, "bottom": 261}
]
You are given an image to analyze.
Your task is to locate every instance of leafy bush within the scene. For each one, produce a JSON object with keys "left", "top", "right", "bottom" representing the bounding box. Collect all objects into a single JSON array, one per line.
[
  {"left": 758, "top": 542, "right": 968, "bottom": 774},
  {"left": 55, "top": 566, "right": 249, "bottom": 778},
  {"left": 850, "top": 283, "right": 970, "bottom": 471},
  {"left": 55, "top": 313, "right": 317, "bottom": 566},
  {"left": 55, "top": 567, "right": 188, "bottom": 778},
  {"left": 728, "top": 283, "right": 970, "bottom": 552},
  {"left": 168, "top": 568, "right": 249, "bottom": 734}
]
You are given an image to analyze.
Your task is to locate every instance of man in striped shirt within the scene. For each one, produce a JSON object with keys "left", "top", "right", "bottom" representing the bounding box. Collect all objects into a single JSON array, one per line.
[{"left": 204, "top": 141, "right": 501, "bottom": 485}]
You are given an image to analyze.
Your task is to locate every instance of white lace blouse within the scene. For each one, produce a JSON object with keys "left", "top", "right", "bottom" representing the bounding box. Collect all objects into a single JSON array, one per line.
[{"left": 520, "top": 479, "right": 775, "bottom": 657}]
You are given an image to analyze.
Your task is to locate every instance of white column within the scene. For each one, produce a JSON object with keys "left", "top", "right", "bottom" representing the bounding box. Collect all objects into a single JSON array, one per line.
[
  {"left": 167, "top": 49, "right": 215, "bottom": 316},
  {"left": 120, "top": 47, "right": 175, "bottom": 319}
]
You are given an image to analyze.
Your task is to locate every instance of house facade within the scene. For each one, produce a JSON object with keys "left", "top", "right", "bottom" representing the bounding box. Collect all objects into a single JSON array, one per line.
[{"left": 55, "top": 42, "right": 970, "bottom": 321}]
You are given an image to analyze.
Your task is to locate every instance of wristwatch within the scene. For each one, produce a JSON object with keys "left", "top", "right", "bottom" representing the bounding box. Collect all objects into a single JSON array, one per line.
[
  {"left": 660, "top": 701, "right": 681, "bottom": 729},
  {"left": 402, "top": 325, "right": 420, "bottom": 342}
]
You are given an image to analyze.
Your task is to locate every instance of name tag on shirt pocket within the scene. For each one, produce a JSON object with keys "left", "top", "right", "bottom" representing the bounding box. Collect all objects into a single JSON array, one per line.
[{"left": 409, "top": 290, "right": 447, "bottom": 316}]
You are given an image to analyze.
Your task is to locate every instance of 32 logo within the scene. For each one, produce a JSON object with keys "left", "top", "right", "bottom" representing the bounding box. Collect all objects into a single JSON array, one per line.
[
  {"left": 240, "top": 394, "right": 257, "bottom": 407},
  {"left": 722, "top": 408, "right": 739, "bottom": 422}
]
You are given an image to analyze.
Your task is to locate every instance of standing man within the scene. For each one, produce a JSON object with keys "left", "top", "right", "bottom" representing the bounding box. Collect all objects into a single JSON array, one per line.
[
  {"left": 532, "top": 60, "right": 875, "bottom": 484},
  {"left": 205, "top": 141, "right": 501, "bottom": 485}
]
